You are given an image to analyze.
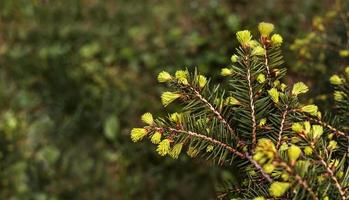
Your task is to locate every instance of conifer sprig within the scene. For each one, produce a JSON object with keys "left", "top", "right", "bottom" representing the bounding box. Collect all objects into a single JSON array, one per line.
[{"left": 131, "top": 22, "right": 349, "bottom": 199}]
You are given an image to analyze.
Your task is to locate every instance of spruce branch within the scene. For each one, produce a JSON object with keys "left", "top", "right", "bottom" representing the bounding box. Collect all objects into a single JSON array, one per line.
[
  {"left": 244, "top": 55, "right": 258, "bottom": 150},
  {"left": 132, "top": 22, "right": 349, "bottom": 199}
]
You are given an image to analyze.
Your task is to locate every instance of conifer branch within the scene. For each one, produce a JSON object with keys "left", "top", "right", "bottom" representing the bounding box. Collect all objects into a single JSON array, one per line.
[
  {"left": 276, "top": 105, "right": 288, "bottom": 149},
  {"left": 188, "top": 85, "right": 243, "bottom": 145},
  {"left": 244, "top": 56, "right": 257, "bottom": 150},
  {"left": 278, "top": 160, "right": 319, "bottom": 200},
  {"left": 246, "top": 153, "right": 273, "bottom": 182},
  {"left": 306, "top": 115, "right": 347, "bottom": 137},
  {"left": 263, "top": 44, "right": 271, "bottom": 78},
  {"left": 153, "top": 126, "right": 246, "bottom": 159},
  {"left": 318, "top": 155, "right": 346, "bottom": 199}
]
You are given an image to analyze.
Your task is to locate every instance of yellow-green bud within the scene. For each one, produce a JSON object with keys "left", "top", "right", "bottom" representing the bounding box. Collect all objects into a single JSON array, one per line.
[
  {"left": 269, "top": 182, "right": 290, "bottom": 197},
  {"left": 221, "top": 68, "right": 233, "bottom": 76},
  {"left": 312, "top": 125, "right": 323, "bottom": 139},
  {"left": 263, "top": 163, "right": 275, "bottom": 174},
  {"left": 281, "top": 173, "right": 289, "bottom": 181},
  {"left": 330, "top": 75, "right": 343, "bottom": 85},
  {"left": 271, "top": 34, "right": 283, "bottom": 46},
  {"left": 337, "top": 171, "right": 344, "bottom": 179},
  {"left": 300, "top": 104, "right": 318, "bottom": 116},
  {"left": 236, "top": 30, "right": 252, "bottom": 46},
  {"left": 131, "top": 128, "right": 147, "bottom": 142},
  {"left": 206, "top": 145, "right": 214, "bottom": 152},
  {"left": 225, "top": 96, "right": 240, "bottom": 106},
  {"left": 151, "top": 131, "right": 161, "bottom": 144},
  {"left": 169, "top": 143, "right": 183, "bottom": 159},
  {"left": 327, "top": 141, "right": 338, "bottom": 150},
  {"left": 303, "top": 121, "right": 311, "bottom": 134},
  {"left": 334, "top": 91, "right": 345, "bottom": 101},
  {"left": 259, "top": 118, "right": 267, "bottom": 126},
  {"left": 292, "top": 123, "right": 304, "bottom": 133},
  {"left": 248, "top": 40, "right": 260, "bottom": 48},
  {"left": 292, "top": 82, "right": 309, "bottom": 96},
  {"left": 339, "top": 50, "right": 349, "bottom": 57},
  {"left": 258, "top": 22, "right": 274, "bottom": 37},
  {"left": 253, "top": 197, "right": 265, "bottom": 200},
  {"left": 280, "top": 83, "right": 287, "bottom": 92},
  {"left": 197, "top": 75, "right": 207, "bottom": 88},
  {"left": 175, "top": 70, "right": 188, "bottom": 79},
  {"left": 288, "top": 145, "right": 301, "bottom": 162},
  {"left": 304, "top": 146, "right": 313, "bottom": 155},
  {"left": 187, "top": 147, "right": 199, "bottom": 158},
  {"left": 156, "top": 139, "right": 171, "bottom": 156},
  {"left": 170, "top": 112, "right": 182, "bottom": 123},
  {"left": 177, "top": 77, "right": 188, "bottom": 85},
  {"left": 268, "top": 88, "right": 279, "bottom": 104},
  {"left": 141, "top": 112, "right": 154, "bottom": 125},
  {"left": 257, "top": 73, "right": 266, "bottom": 83},
  {"left": 251, "top": 46, "right": 266, "bottom": 56},
  {"left": 157, "top": 71, "right": 172, "bottom": 83},
  {"left": 161, "top": 92, "right": 181, "bottom": 107},
  {"left": 231, "top": 54, "right": 239, "bottom": 63}
]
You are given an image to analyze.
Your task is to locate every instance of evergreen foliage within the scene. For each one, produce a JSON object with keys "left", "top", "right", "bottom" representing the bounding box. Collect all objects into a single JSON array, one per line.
[{"left": 132, "top": 23, "right": 349, "bottom": 199}]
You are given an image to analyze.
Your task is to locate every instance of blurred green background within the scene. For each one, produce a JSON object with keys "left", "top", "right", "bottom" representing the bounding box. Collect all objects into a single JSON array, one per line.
[{"left": 0, "top": 0, "right": 348, "bottom": 199}]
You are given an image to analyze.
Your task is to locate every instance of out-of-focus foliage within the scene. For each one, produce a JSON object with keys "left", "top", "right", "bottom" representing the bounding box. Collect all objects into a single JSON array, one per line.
[
  {"left": 0, "top": 0, "right": 346, "bottom": 199},
  {"left": 289, "top": 0, "right": 349, "bottom": 108}
]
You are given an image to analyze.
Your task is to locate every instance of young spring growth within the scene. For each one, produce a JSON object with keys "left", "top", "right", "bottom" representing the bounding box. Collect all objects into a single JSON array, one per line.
[
  {"left": 231, "top": 54, "right": 239, "bottom": 63},
  {"left": 268, "top": 88, "right": 279, "bottom": 104},
  {"left": 292, "top": 82, "right": 309, "bottom": 96},
  {"left": 269, "top": 182, "right": 290, "bottom": 197},
  {"left": 292, "top": 123, "right": 304, "bottom": 133},
  {"left": 304, "top": 146, "right": 313, "bottom": 155},
  {"left": 303, "top": 121, "right": 311, "bottom": 134},
  {"left": 254, "top": 138, "right": 276, "bottom": 165},
  {"left": 251, "top": 46, "right": 266, "bottom": 56},
  {"left": 311, "top": 125, "right": 323, "bottom": 139},
  {"left": 257, "top": 73, "right": 266, "bottom": 83},
  {"left": 329, "top": 75, "right": 343, "bottom": 85},
  {"left": 281, "top": 173, "right": 289, "bottom": 181},
  {"left": 300, "top": 104, "right": 318, "bottom": 116},
  {"left": 169, "top": 143, "right": 183, "bottom": 159},
  {"left": 175, "top": 70, "right": 188, "bottom": 79},
  {"left": 224, "top": 96, "right": 240, "bottom": 106},
  {"left": 156, "top": 139, "right": 171, "bottom": 156},
  {"left": 151, "top": 131, "right": 161, "bottom": 144},
  {"left": 258, "top": 22, "right": 274, "bottom": 37},
  {"left": 157, "top": 71, "right": 172, "bottom": 83},
  {"left": 288, "top": 145, "right": 302, "bottom": 163},
  {"left": 206, "top": 145, "right": 214, "bottom": 152},
  {"left": 259, "top": 118, "right": 267, "bottom": 126},
  {"left": 141, "top": 112, "right": 154, "bottom": 125},
  {"left": 253, "top": 197, "right": 265, "bottom": 200},
  {"left": 221, "top": 68, "right": 233, "bottom": 76},
  {"left": 327, "top": 141, "right": 338, "bottom": 151},
  {"left": 263, "top": 163, "right": 275, "bottom": 174},
  {"left": 161, "top": 92, "right": 181, "bottom": 107},
  {"left": 280, "top": 83, "right": 287, "bottom": 91},
  {"left": 236, "top": 30, "right": 252, "bottom": 47},
  {"left": 131, "top": 128, "right": 148, "bottom": 142},
  {"left": 197, "top": 75, "right": 207, "bottom": 88},
  {"left": 249, "top": 40, "right": 260, "bottom": 48},
  {"left": 187, "top": 147, "right": 199, "bottom": 158},
  {"left": 170, "top": 112, "right": 182, "bottom": 123},
  {"left": 271, "top": 34, "right": 283, "bottom": 46},
  {"left": 334, "top": 91, "right": 345, "bottom": 101},
  {"left": 339, "top": 50, "right": 349, "bottom": 57}
]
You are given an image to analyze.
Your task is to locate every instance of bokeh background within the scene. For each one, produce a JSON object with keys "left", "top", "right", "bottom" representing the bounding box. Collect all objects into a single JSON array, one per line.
[{"left": 0, "top": 0, "right": 348, "bottom": 199}]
